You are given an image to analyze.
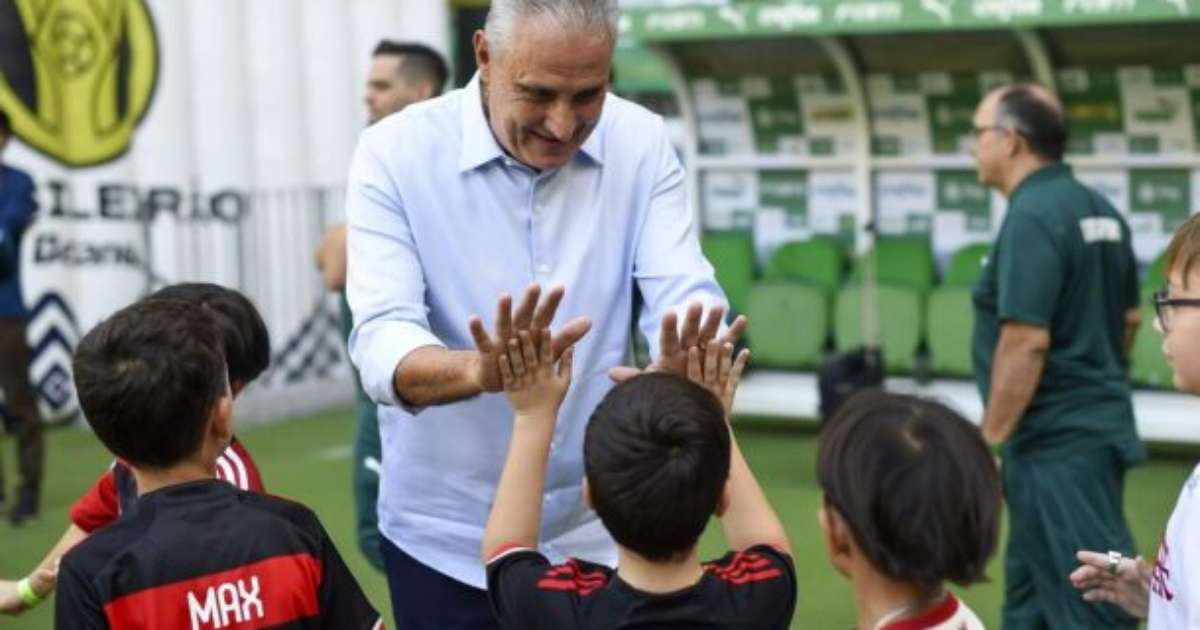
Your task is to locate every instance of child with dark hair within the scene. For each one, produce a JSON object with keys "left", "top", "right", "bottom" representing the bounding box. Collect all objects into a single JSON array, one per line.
[
  {"left": 817, "top": 390, "right": 1001, "bottom": 630},
  {"left": 1, "top": 283, "right": 272, "bottom": 616},
  {"left": 69, "top": 283, "right": 272, "bottom": 531},
  {"left": 481, "top": 332, "right": 795, "bottom": 629},
  {"left": 54, "top": 298, "right": 382, "bottom": 629}
]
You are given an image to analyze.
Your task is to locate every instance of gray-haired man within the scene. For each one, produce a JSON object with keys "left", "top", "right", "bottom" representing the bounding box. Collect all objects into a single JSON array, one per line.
[{"left": 344, "top": 1, "right": 741, "bottom": 627}]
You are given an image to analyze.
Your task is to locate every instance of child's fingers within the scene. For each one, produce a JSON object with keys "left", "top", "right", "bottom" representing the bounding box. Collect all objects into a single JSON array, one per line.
[
  {"left": 519, "top": 331, "right": 538, "bottom": 370},
  {"left": 718, "top": 342, "right": 733, "bottom": 383},
  {"left": 31, "top": 567, "right": 57, "bottom": 594},
  {"left": 507, "top": 338, "right": 526, "bottom": 376},
  {"left": 704, "top": 338, "right": 720, "bottom": 385},
  {"left": 540, "top": 327, "right": 553, "bottom": 365},
  {"left": 558, "top": 346, "right": 575, "bottom": 381},
  {"left": 498, "top": 353, "right": 515, "bottom": 388},
  {"left": 687, "top": 346, "right": 702, "bottom": 382},
  {"left": 728, "top": 349, "right": 750, "bottom": 390}
]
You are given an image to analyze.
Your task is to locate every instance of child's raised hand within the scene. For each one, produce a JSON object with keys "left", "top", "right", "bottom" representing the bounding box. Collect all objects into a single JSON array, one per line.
[
  {"left": 687, "top": 340, "right": 749, "bottom": 419},
  {"left": 499, "top": 328, "right": 574, "bottom": 419}
]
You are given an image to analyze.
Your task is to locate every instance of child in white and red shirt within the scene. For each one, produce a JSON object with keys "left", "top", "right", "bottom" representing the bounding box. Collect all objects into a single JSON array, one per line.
[
  {"left": 817, "top": 391, "right": 1000, "bottom": 630},
  {"left": 1073, "top": 213, "right": 1200, "bottom": 629}
]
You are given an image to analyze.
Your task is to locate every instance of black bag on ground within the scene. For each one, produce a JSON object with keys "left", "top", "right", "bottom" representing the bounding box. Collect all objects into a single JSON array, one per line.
[{"left": 818, "top": 347, "right": 883, "bottom": 424}]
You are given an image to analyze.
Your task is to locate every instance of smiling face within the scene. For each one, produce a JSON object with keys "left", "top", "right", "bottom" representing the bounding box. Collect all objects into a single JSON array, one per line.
[{"left": 473, "top": 13, "right": 611, "bottom": 170}]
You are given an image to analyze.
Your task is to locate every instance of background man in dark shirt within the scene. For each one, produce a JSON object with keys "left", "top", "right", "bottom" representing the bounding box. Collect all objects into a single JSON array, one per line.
[{"left": 971, "top": 83, "right": 1143, "bottom": 630}]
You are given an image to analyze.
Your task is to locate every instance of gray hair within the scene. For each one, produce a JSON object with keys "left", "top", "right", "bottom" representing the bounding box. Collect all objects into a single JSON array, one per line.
[{"left": 485, "top": 0, "right": 620, "bottom": 54}]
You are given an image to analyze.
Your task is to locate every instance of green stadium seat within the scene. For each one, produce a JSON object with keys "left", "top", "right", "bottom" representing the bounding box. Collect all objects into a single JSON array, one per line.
[
  {"left": 1131, "top": 302, "right": 1171, "bottom": 388},
  {"left": 943, "top": 243, "right": 991, "bottom": 287},
  {"left": 701, "top": 231, "right": 757, "bottom": 316},
  {"left": 834, "top": 285, "right": 923, "bottom": 374},
  {"left": 848, "top": 237, "right": 936, "bottom": 295},
  {"left": 744, "top": 281, "right": 828, "bottom": 369},
  {"left": 762, "top": 238, "right": 844, "bottom": 293},
  {"left": 926, "top": 287, "right": 975, "bottom": 377}
]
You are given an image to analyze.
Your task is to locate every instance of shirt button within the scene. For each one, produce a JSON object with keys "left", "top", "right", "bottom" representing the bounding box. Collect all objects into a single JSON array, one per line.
[{"left": 537, "top": 264, "right": 550, "bottom": 274}]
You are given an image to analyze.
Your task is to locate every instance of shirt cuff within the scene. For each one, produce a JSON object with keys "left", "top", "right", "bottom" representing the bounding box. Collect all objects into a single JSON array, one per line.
[{"left": 351, "top": 320, "right": 446, "bottom": 408}]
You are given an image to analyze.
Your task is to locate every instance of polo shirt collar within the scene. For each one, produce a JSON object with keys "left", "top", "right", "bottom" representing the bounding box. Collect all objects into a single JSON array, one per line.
[{"left": 1011, "top": 162, "right": 1071, "bottom": 199}]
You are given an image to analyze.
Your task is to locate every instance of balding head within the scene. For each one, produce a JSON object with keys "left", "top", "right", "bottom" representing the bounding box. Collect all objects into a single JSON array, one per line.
[{"left": 983, "top": 83, "right": 1067, "bottom": 162}]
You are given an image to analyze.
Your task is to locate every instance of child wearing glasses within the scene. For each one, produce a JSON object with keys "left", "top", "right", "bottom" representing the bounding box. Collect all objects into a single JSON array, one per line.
[{"left": 1071, "top": 213, "right": 1200, "bottom": 629}]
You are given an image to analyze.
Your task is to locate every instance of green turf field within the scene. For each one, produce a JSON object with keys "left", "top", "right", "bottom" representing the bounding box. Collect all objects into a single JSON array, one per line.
[{"left": 1, "top": 409, "right": 1192, "bottom": 629}]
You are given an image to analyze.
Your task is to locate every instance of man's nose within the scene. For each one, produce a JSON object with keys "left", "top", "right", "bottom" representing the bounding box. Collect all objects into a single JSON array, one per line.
[{"left": 545, "top": 103, "right": 575, "bottom": 142}]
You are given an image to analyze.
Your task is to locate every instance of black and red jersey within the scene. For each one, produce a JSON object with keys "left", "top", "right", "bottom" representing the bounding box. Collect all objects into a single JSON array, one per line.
[
  {"left": 55, "top": 479, "right": 383, "bottom": 630},
  {"left": 486, "top": 544, "right": 796, "bottom": 629},
  {"left": 69, "top": 436, "right": 266, "bottom": 533}
]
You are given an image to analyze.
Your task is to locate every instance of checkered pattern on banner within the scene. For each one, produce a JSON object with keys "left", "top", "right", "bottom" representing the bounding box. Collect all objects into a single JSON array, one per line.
[
  {"left": 267, "top": 295, "right": 347, "bottom": 386},
  {"left": 0, "top": 291, "right": 83, "bottom": 426}
]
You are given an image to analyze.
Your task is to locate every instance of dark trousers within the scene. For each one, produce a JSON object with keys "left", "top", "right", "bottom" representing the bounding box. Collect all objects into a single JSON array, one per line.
[
  {"left": 0, "top": 317, "right": 42, "bottom": 501},
  {"left": 380, "top": 537, "right": 499, "bottom": 630},
  {"left": 1001, "top": 446, "right": 1139, "bottom": 630}
]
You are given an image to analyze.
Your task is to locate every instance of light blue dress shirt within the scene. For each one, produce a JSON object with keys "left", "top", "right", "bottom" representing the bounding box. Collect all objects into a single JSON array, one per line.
[{"left": 345, "top": 74, "right": 727, "bottom": 588}]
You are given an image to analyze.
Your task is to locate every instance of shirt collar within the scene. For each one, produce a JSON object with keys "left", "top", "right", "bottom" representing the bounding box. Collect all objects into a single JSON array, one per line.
[
  {"left": 459, "top": 73, "right": 505, "bottom": 172},
  {"left": 458, "top": 72, "right": 606, "bottom": 173},
  {"left": 1011, "top": 162, "right": 1071, "bottom": 200}
]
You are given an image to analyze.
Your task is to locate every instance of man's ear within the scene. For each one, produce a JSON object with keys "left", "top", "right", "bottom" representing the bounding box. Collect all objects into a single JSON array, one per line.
[
  {"left": 582, "top": 477, "right": 593, "bottom": 510},
  {"left": 418, "top": 82, "right": 436, "bottom": 102},
  {"left": 473, "top": 30, "right": 491, "bottom": 79},
  {"left": 1006, "top": 129, "right": 1023, "bottom": 158}
]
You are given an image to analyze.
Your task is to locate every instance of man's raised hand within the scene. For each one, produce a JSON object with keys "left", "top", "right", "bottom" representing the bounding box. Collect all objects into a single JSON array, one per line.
[
  {"left": 469, "top": 284, "right": 590, "bottom": 393},
  {"left": 609, "top": 301, "right": 747, "bottom": 383}
]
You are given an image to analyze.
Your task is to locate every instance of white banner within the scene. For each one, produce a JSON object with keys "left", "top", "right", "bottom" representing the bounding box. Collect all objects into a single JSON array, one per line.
[{"left": 1, "top": 0, "right": 448, "bottom": 424}]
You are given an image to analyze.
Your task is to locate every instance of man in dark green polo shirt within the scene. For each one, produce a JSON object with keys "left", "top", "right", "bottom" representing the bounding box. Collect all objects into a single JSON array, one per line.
[{"left": 971, "top": 84, "right": 1144, "bottom": 629}]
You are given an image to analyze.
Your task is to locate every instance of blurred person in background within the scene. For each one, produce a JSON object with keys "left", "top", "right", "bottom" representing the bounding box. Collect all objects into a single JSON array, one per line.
[
  {"left": 315, "top": 40, "right": 449, "bottom": 572},
  {"left": 344, "top": 0, "right": 738, "bottom": 627},
  {"left": 970, "top": 83, "right": 1143, "bottom": 630},
  {"left": 0, "top": 107, "right": 42, "bottom": 527}
]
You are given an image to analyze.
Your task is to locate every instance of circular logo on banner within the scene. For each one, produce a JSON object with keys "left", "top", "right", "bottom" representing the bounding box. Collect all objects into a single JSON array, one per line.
[{"left": 0, "top": 0, "right": 158, "bottom": 167}]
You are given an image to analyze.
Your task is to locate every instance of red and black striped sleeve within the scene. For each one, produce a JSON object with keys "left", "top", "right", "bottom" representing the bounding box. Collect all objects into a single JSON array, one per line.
[
  {"left": 703, "top": 545, "right": 797, "bottom": 628},
  {"left": 486, "top": 545, "right": 550, "bottom": 627}
]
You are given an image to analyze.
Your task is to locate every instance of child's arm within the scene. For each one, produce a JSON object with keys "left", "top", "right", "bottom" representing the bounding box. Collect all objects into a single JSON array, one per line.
[
  {"left": 481, "top": 330, "right": 574, "bottom": 563},
  {"left": 688, "top": 343, "right": 791, "bottom": 554},
  {"left": 0, "top": 524, "right": 84, "bottom": 615}
]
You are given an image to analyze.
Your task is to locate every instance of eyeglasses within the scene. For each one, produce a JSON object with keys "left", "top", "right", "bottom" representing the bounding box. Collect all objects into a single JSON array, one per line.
[{"left": 1153, "top": 289, "right": 1200, "bottom": 334}]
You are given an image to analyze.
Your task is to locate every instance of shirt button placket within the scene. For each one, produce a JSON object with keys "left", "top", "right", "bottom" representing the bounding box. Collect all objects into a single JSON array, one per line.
[{"left": 531, "top": 177, "right": 550, "bottom": 278}]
